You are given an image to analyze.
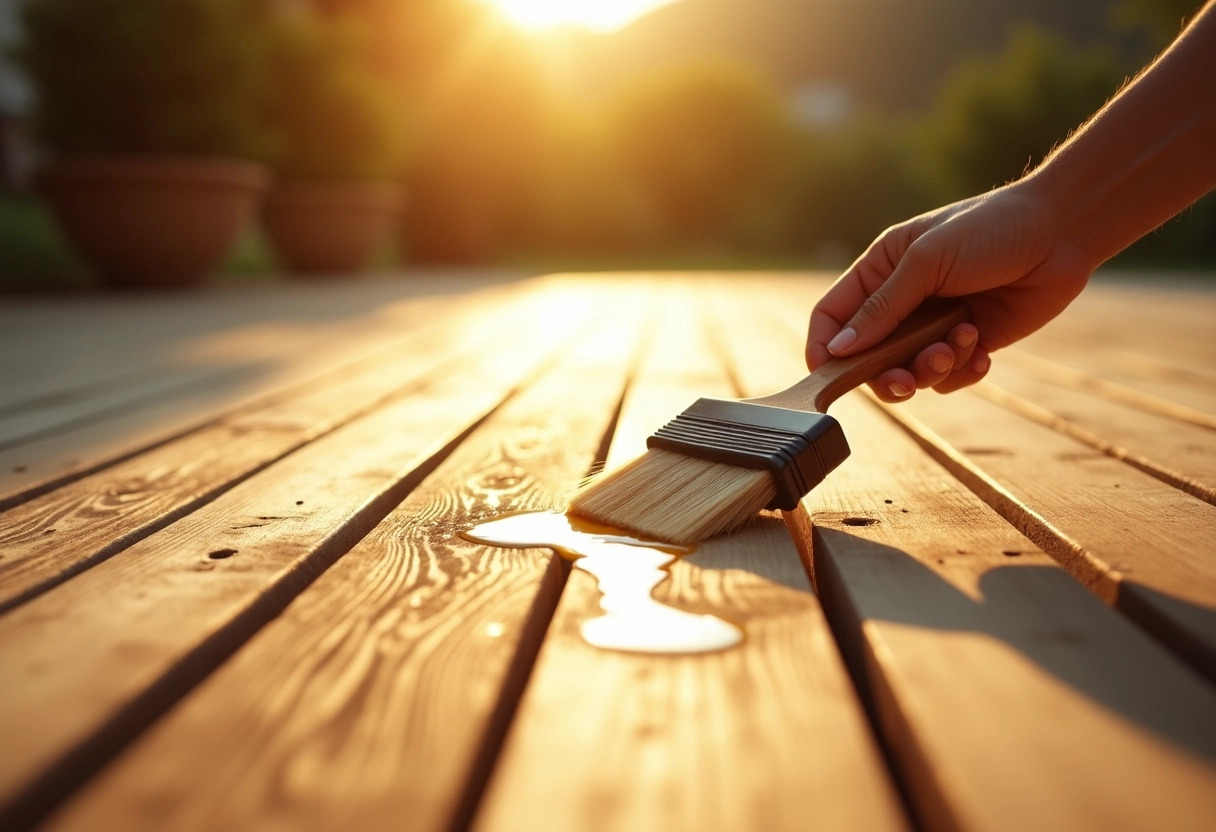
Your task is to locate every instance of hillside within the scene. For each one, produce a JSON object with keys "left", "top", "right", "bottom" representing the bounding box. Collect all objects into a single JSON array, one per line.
[{"left": 555, "top": 0, "right": 1145, "bottom": 110}]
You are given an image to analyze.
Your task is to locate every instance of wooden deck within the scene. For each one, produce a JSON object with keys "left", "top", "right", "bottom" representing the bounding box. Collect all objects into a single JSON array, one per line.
[{"left": 1, "top": 270, "right": 1214, "bottom": 832}]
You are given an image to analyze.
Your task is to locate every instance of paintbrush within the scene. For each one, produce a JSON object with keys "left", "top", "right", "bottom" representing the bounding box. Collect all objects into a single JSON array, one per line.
[{"left": 567, "top": 299, "right": 969, "bottom": 544}]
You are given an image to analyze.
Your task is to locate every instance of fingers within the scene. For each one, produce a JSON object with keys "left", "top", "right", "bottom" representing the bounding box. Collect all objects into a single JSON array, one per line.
[
  {"left": 868, "top": 368, "right": 919, "bottom": 403},
  {"left": 807, "top": 223, "right": 921, "bottom": 369},
  {"left": 865, "top": 323, "right": 987, "bottom": 402},
  {"left": 868, "top": 341, "right": 955, "bottom": 401},
  {"left": 828, "top": 239, "right": 941, "bottom": 357},
  {"left": 934, "top": 346, "right": 991, "bottom": 393},
  {"left": 940, "top": 323, "right": 978, "bottom": 378},
  {"left": 806, "top": 338, "right": 831, "bottom": 372},
  {"left": 806, "top": 272, "right": 875, "bottom": 370}
]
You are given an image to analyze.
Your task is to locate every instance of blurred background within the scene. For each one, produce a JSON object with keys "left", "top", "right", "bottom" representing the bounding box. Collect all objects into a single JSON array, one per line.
[{"left": 0, "top": 0, "right": 1211, "bottom": 289}]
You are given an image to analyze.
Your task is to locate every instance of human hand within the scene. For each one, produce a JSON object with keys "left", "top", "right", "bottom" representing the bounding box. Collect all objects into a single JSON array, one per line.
[{"left": 806, "top": 181, "right": 1095, "bottom": 402}]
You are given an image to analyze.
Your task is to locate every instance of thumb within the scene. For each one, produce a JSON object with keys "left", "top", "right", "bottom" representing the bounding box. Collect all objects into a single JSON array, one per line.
[{"left": 827, "top": 244, "right": 938, "bottom": 356}]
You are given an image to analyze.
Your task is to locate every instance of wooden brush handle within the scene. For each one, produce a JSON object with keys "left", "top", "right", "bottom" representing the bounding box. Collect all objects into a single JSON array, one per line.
[{"left": 749, "top": 299, "right": 970, "bottom": 413}]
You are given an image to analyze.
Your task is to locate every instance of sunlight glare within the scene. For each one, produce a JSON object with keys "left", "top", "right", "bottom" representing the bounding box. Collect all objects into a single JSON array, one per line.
[{"left": 478, "top": 0, "right": 679, "bottom": 32}]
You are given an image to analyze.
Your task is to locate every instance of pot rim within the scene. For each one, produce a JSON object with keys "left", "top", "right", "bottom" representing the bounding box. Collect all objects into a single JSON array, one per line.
[
  {"left": 37, "top": 153, "right": 271, "bottom": 192},
  {"left": 266, "top": 180, "right": 404, "bottom": 211}
]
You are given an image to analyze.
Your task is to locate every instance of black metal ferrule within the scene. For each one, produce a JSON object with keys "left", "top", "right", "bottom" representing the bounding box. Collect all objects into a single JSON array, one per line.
[{"left": 646, "top": 398, "right": 851, "bottom": 511}]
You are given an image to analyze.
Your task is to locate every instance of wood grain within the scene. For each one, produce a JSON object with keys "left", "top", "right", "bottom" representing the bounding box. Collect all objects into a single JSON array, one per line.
[
  {"left": 999, "top": 348, "right": 1216, "bottom": 431},
  {"left": 1067, "top": 277, "right": 1216, "bottom": 365},
  {"left": 0, "top": 276, "right": 523, "bottom": 505},
  {"left": 0, "top": 282, "right": 564, "bottom": 611},
  {"left": 37, "top": 281, "right": 650, "bottom": 832},
  {"left": 1015, "top": 280, "right": 1216, "bottom": 413},
  {"left": 888, "top": 389, "right": 1216, "bottom": 679},
  {"left": 739, "top": 280, "right": 1216, "bottom": 832},
  {"left": 767, "top": 274, "right": 1216, "bottom": 678},
  {"left": 472, "top": 281, "right": 909, "bottom": 832},
  {"left": 0, "top": 271, "right": 519, "bottom": 414},
  {"left": 809, "top": 397, "right": 1216, "bottom": 832},
  {"left": 0, "top": 283, "right": 593, "bottom": 831},
  {"left": 977, "top": 364, "right": 1216, "bottom": 504},
  {"left": 8, "top": 271, "right": 1214, "bottom": 832}
]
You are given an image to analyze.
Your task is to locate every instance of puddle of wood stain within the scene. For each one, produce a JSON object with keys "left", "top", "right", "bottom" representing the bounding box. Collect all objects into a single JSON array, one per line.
[{"left": 462, "top": 510, "right": 743, "bottom": 654}]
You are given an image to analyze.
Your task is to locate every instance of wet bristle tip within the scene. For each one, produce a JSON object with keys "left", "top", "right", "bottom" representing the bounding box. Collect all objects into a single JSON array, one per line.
[{"left": 567, "top": 449, "right": 778, "bottom": 544}]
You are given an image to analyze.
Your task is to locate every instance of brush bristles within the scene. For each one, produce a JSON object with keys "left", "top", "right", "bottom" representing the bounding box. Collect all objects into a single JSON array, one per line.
[{"left": 567, "top": 449, "right": 778, "bottom": 544}]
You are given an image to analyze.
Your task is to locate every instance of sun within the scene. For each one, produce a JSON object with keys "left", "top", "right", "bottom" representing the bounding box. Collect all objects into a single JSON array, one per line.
[{"left": 477, "top": 0, "right": 679, "bottom": 32}]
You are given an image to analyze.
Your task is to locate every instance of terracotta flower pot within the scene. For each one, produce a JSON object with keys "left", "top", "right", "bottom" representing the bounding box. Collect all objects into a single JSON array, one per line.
[
  {"left": 38, "top": 154, "right": 269, "bottom": 288},
  {"left": 262, "top": 181, "right": 402, "bottom": 275}
]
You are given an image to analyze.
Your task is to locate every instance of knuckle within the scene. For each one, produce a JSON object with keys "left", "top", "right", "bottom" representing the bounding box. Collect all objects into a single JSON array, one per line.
[
  {"left": 859, "top": 291, "right": 894, "bottom": 322},
  {"left": 902, "top": 238, "right": 938, "bottom": 269}
]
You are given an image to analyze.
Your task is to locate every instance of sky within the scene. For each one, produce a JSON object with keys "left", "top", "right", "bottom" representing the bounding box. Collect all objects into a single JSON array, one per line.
[{"left": 476, "top": 0, "right": 683, "bottom": 31}]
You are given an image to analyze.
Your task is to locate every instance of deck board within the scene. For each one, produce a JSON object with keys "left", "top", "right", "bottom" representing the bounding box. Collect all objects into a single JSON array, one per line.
[
  {"left": 0, "top": 272, "right": 518, "bottom": 413},
  {"left": 2, "top": 269, "right": 1213, "bottom": 832},
  {"left": 0, "top": 281, "right": 592, "bottom": 830},
  {"left": 0, "top": 277, "right": 521, "bottom": 505},
  {"left": 37, "top": 281, "right": 649, "bottom": 832},
  {"left": 977, "top": 363, "right": 1216, "bottom": 504},
  {"left": 737, "top": 280, "right": 1216, "bottom": 832},
  {"left": 1016, "top": 279, "right": 1216, "bottom": 388},
  {"left": 471, "top": 282, "right": 908, "bottom": 832},
  {"left": 771, "top": 274, "right": 1216, "bottom": 675},
  {"left": 891, "top": 389, "right": 1216, "bottom": 678},
  {"left": 0, "top": 283, "right": 571, "bottom": 609}
]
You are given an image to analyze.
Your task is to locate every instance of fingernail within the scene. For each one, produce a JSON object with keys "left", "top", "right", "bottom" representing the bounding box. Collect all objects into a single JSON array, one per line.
[
  {"left": 827, "top": 327, "right": 857, "bottom": 354},
  {"left": 889, "top": 382, "right": 913, "bottom": 398},
  {"left": 928, "top": 354, "right": 952, "bottom": 374},
  {"left": 973, "top": 356, "right": 990, "bottom": 374},
  {"left": 954, "top": 329, "right": 977, "bottom": 347}
]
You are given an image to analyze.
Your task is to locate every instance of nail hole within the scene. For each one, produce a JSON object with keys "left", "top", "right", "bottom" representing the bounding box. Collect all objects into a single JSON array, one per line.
[
  {"left": 884, "top": 499, "right": 893, "bottom": 504},
  {"left": 295, "top": 500, "right": 304, "bottom": 505},
  {"left": 842, "top": 517, "right": 879, "bottom": 527},
  {"left": 208, "top": 548, "right": 238, "bottom": 560},
  {"left": 900, "top": 508, "right": 909, "bottom": 514},
  {"left": 1002, "top": 550, "right": 1022, "bottom": 558}
]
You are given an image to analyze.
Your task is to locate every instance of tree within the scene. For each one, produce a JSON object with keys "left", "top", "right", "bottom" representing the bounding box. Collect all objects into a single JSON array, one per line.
[
  {"left": 1112, "top": 0, "right": 1207, "bottom": 47},
  {"left": 610, "top": 62, "right": 794, "bottom": 244},
  {"left": 926, "top": 24, "right": 1123, "bottom": 199}
]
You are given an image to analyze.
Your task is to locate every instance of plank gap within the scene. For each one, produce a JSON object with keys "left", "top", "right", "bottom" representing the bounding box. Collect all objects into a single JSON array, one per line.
[
  {"left": 0, "top": 366, "right": 450, "bottom": 616},
  {"left": 449, "top": 297, "right": 658, "bottom": 832},
  {"left": 971, "top": 379, "right": 1216, "bottom": 506},
  {"left": 792, "top": 517, "right": 937, "bottom": 832},
  {"left": 0, "top": 372, "right": 235, "bottom": 454},
  {"left": 0, "top": 290, "right": 581, "bottom": 614},
  {"left": 0, "top": 408, "right": 494, "bottom": 832},
  {"left": 0, "top": 366, "right": 159, "bottom": 421},
  {"left": 1002, "top": 350, "right": 1216, "bottom": 432},
  {"left": 0, "top": 291, "right": 502, "bottom": 511},
  {"left": 866, "top": 392, "right": 1216, "bottom": 683}
]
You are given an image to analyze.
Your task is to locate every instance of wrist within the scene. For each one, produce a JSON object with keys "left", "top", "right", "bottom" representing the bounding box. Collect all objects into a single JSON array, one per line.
[{"left": 1012, "top": 167, "right": 1107, "bottom": 272}]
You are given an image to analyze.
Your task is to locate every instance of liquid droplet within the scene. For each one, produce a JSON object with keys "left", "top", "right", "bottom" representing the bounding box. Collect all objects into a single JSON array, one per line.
[{"left": 463, "top": 511, "right": 743, "bottom": 655}]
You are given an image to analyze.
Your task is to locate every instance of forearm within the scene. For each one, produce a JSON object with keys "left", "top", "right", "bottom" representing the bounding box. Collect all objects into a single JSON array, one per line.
[{"left": 1022, "top": 0, "right": 1216, "bottom": 267}]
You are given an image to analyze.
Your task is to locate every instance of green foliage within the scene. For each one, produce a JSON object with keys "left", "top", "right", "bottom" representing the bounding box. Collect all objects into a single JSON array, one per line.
[
  {"left": 13, "top": 0, "right": 279, "bottom": 159},
  {"left": 789, "top": 119, "right": 938, "bottom": 256},
  {"left": 610, "top": 62, "right": 795, "bottom": 243},
  {"left": 389, "top": 4, "right": 564, "bottom": 262},
  {"left": 0, "top": 194, "right": 89, "bottom": 288},
  {"left": 927, "top": 24, "right": 1124, "bottom": 198},
  {"left": 1111, "top": 0, "right": 1207, "bottom": 47},
  {"left": 266, "top": 11, "right": 409, "bottom": 181},
  {"left": 518, "top": 113, "right": 663, "bottom": 256}
]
